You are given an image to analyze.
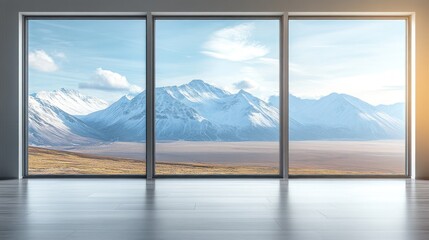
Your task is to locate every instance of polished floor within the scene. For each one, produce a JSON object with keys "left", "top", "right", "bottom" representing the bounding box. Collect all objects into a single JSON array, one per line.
[{"left": 0, "top": 179, "right": 429, "bottom": 240}]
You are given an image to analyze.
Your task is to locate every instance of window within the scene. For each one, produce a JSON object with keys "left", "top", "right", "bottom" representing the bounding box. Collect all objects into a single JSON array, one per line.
[
  {"left": 154, "top": 18, "right": 281, "bottom": 175},
  {"left": 24, "top": 14, "right": 410, "bottom": 178},
  {"left": 27, "top": 18, "right": 146, "bottom": 175},
  {"left": 289, "top": 19, "right": 407, "bottom": 175}
]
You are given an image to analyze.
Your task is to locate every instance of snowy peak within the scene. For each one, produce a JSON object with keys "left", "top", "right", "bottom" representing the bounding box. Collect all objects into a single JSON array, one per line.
[
  {"left": 156, "top": 88, "right": 206, "bottom": 122},
  {"left": 33, "top": 88, "right": 109, "bottom": 116},
  {"left": 186, "top": 79, "right": 221, "bottom": 92},
  {"left": 188, "top": 79, "right": 207, "bottom": 87},
  {"left": 170, "top": 79, "right": 230, "bottom": 103},
  {"left": 58, "top": 88, "right": 79, "bottom": 95},
  {"left": 376, "top": 103, "right": 405, "bottom": 120},
  {"left": 83, "top": 92, "right": 146, "bottom": 133},
  {"left": 235, "top": 89, "right": 261, "bottom": 104},
  {"left": 28, "top": 96, "right": 104, "bottom": 146},
  {"left": 290, "top": 92, "right": 405, "bottom": 140},
  {"left": 115, "top": 95, "right": 132, "bottom": 105},
  {"left": 28, "top": 80, "right": 406, "bottom": 146},
  {"left": 319, "top": 93, "right": 375, "bottom": 113}
]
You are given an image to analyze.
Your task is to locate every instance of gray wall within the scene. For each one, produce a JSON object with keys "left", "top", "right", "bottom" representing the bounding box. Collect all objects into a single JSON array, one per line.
[{"left": 1, "top": 0, "right": 428, "bottom": 179}]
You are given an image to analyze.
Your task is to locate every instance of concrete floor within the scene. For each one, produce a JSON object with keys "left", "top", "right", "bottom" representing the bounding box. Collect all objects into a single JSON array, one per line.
[{"left": 0, "top": 179, "right": 428, "bottom": 240}]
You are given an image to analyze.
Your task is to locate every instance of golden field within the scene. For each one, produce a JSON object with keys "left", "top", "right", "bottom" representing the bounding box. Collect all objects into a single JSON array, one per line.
[
  {"left": 28, "top": 147, "right": 279, "bottom": 175},
  {"left": 28, "top": 139, "right": 405, "bottom": 176}
]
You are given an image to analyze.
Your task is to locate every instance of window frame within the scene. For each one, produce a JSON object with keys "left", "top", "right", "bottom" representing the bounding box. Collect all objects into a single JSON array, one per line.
[
  {"left": 21, "top": 13, "right": 411, "bottom": 179},
  {"left": 23, "top": 15, "right": 148, "bottom": 178},
  {"left": 151, "top": 15, "right": 286, "bottom": 178},
  {"left": 287, "top": 15, "right": 412, "bottom": 178}
]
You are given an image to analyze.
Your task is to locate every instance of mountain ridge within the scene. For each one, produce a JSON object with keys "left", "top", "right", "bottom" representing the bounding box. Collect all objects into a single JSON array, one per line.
[
  {"left": 32, "top": 88, "right": 108, "bottom": 116},
  {"left": 28, "top": 80, "right": 405, "bottom": 146}
]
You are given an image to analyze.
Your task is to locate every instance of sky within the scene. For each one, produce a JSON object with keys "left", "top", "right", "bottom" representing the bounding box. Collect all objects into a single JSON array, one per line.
[
  {"left": 28, "top": 19, "right": 146, "bottom": 102},
  {"left": 28, "top": 19, "right": 406, "bottom": 105},
  {"left": 155, "top": 20, "right": 280, "bottom": 101},
  {"left": 289, "top": 20, "right": 406, "bottom": 105},
  {"left": 28, "top": 19, "right": 280, "bottom": 103}
]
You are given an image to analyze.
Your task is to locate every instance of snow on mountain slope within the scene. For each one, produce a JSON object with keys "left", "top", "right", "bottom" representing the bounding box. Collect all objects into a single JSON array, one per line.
[
  {"left": 162, "top": 79, "right": 232, "bottom": 124},
  {"left": 28, "top": 96, "right": 105, "bottom": 146},
  {"left": 164, "top": 79, "right": 230, "bottom": 104},
  {"left": 83, "top": 95, "right": 133, "bottom": 127},
  {"left": 376, "top": 103, "right": 405, "bottom": 121},
  {"left": 82, "top": 82, "right": 405, "bottom": 141},
  {"left": 221, "top": 90, "right": 279, "bottom": 140},
  {"left": 268, "top": 95, "right": 279, "bottom": 108},
  {"left": 29, "top": 81, "right": 406, "bottom": 145},
  {"left": 84, "top": 88, "right": 222, "bottom": 141},
  {"left": 217, "top": 89, "right": 279, "bottom": 128},
  {"left": 83, "top": 92, "right": 146, "bottom": 141},
  {"left": 84, "top": 81, "right": 280, "bottom": 141},
  {"left": 155, "top": 88, "right": 221, "bottom": 141},
  {"left": 32, "top": 88, "right": 109, "bottom": 116},
  {"left": 289, "top": 93, "right": 404, "bottom": 140},
  {"left": 164, "top": 80, "right": 279, "bottom": 129},
  {"left": 161, "top": 81, "right": 280, "bottom": 140}
]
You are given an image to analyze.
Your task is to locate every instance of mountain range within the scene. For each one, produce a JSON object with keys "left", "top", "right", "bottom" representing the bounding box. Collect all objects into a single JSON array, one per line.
[{"left": 28, "top": 79, "right": 405, "bottom": 146}]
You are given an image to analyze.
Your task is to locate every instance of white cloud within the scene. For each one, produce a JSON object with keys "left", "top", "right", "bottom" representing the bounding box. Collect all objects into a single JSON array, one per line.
[
  {"left": 79, "top": 68, "right": 143, "bottom": 94},
  {"left": 201, "top": 23, "right": 269, "bottom": 61},
  {"left": 28, "top": 50, "right": 58, "bottom": 72},
  {"left": 233, "top": 80, "right": 257, "bottom": 90}
]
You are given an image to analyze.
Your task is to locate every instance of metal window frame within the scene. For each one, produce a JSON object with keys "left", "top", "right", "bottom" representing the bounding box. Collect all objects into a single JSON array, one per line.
[
  {"left": 21, "top": 12, "right": 412, "bottom": 179},
  {"left": 287, "top": 15, "right": 412, "bottom": 178},
  {"left": 150, "top": 13, "right": 286, "bottom": 179},
  {"left": 22, "top": 14, "right": 148, "bottom": 178}
]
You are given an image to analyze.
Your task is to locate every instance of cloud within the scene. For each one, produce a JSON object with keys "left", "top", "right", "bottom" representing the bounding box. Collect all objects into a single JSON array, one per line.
[
  {"left": 28, "top": 50, "right": 58, "bottom": 72},
  {"left": 201, "top": 23, "right": 269, "bottom": 61},
  {"left": 233, "top": 79, "right": 257, "bottom": 90},
  {"left": 79, "top": 68, "right": 143, "bottom": 94}
]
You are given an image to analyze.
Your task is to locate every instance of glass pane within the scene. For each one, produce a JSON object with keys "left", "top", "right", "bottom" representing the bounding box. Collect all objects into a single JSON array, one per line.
[
  {"left": 155, "top": 19, "right": 280, "bottom": 175},
  {"left": 289, "top": 19, "right": 406, "bottom": 175},
  {"left": 27, "top": 19, "right": 146, "bottom": 175}
]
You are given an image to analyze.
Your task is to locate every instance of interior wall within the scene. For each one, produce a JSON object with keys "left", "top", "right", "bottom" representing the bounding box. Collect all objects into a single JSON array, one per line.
[{"left": 0, "top": 0, "right": 427, "bottom": 179}]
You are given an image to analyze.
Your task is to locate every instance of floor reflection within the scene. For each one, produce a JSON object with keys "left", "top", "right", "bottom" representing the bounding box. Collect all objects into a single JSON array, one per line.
[{"left": 0, "top": 179, "right": 426, "bottom": 240}]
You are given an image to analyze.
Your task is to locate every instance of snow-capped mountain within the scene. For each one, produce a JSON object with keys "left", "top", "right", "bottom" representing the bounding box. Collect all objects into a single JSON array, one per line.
[
  {"left": 28, "top": 80, "right": 406, "bottom": 146},
  {"left": 268, "top": 95, "right": 279, "bottom": 109},
  {"left": 83, "top": 80, "right": 279, "bottom": 141},
  {"left": 164, "top": 80, "right": 279, "bottom": 128},
  {"left": 28, "top": 96, "right": 104, "bottom": 146},
  {"left": 82, "top": 91, "right": 148, "bottom": 141},
  {"left": 289, "top": 93, "right": 405, "bottom": 140},
  {"left": 32, "top": 88, "right": 108, "bottom": 116},
  {"left": 155, "top": 88, "right": 221, "bottom": 141},
  {"left": 164, "top": 79, "right": 229, "bottom": 104},
  {"left": 376, "top": 103, "right": 406, "bottom": 121}
]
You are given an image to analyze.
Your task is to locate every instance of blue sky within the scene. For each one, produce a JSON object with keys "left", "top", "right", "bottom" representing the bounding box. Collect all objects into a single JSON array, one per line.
[
  {"left": 155, "top": 20, "right": 280, "bottom": 101},
  {"left": 28, "top": 19, "right": 280, "bottom": 102},
  {"left": 29, "top": 19, "right": 405, "bottom": 105},
  {"left": 28, "top": 19, "right": 146, "bottom": 102},
  {"left": 289, "top": 20, "right": 406, "bottom": 105}
]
